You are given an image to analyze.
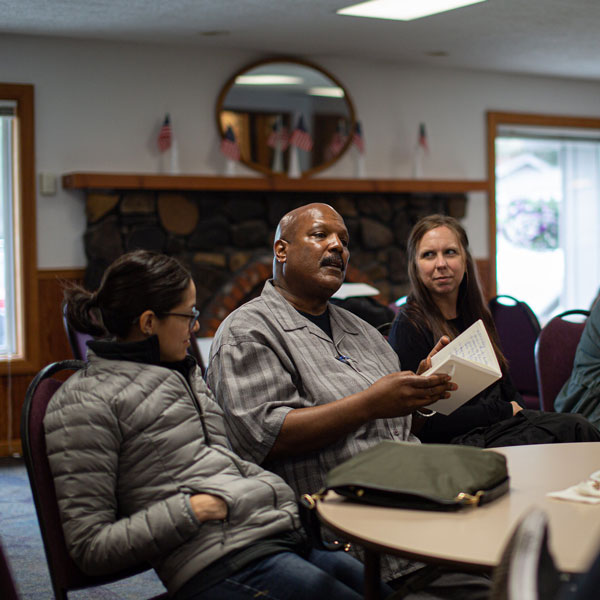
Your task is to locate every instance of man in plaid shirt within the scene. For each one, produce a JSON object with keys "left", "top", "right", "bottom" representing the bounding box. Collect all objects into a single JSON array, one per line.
[{"left": 207, "top": 203, "right": 490, "bottom": 598}]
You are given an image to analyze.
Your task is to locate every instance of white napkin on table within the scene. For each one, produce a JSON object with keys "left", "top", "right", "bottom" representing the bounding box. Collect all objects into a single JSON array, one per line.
[{"left": 547, "top": 469, "right": 600, "bottom": 504}]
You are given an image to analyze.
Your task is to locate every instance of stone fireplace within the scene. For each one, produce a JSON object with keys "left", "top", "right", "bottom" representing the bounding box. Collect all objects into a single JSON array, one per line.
[{"left": 78, "top": 177, "right": 469, "bottom": 336}]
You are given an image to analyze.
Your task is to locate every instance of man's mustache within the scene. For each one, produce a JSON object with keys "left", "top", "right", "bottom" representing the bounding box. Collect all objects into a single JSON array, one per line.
[{"left": 321, "top": 254, "right": 345, "bottom": 269}]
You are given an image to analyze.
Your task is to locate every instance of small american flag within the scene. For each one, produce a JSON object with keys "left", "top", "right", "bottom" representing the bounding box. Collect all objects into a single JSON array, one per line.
[
  {"left": 352, "top": 121, "right": 365, "bottom": 154},
  {"left": 221, "top": 125, "right": 241, "bottom": 161},
  {"left": 418, "top": 123, "right": 429, "bottom": 153},
  {"left": 325, "top": 122, "right": 347, "bottom": 161},
  {"left": 289, "top": 115, "right": 313, "bottom": 152},
  {"left": 157, "top": 114, "right": 172, "bottom": 153},
  {"left": 267, "top": 121, "right": 289, "bottom": 151}
]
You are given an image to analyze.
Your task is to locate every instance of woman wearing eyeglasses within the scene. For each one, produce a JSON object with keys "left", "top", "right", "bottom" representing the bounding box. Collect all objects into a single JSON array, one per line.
[{"left": 46, "top": 250, "right": 376, "bottom": 600}]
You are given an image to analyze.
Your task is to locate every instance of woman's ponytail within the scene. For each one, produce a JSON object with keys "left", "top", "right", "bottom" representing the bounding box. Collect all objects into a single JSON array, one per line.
[
  {"left": 62, "top": 250, "right": 192, "bottom": 340},
  {"left": 63, "top": 284, "right": 107, "bottom": 338}
]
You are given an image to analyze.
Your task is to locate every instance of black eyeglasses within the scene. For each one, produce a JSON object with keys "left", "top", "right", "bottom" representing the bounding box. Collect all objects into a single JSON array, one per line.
[{"left": 160, "top": 306, "right": 200, "bottom": 331}]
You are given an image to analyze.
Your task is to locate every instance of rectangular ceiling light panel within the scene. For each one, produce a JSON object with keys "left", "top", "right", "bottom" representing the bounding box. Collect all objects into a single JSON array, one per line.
[{"left": 337, "top": 0, "right": 487, "bottom": 21}]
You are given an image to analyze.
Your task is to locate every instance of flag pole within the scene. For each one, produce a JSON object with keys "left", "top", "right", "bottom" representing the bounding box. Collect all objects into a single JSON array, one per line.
[
  {"left": 170, "top": 138, "right": 180, "bottom": 174},
  {"left": 412, "top": 122, "right": 428, "bottom": 179},
  {"left": 225, "top": 157, "right": 237, "bottom": 176},
  {"left": 288, "top": 145, "right": 301, "bottom": 178},
  {"left": 354, "top": 147, "right": 366, "bottom": 178}
]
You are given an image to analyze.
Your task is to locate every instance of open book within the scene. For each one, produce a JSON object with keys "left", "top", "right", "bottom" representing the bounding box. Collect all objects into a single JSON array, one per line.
[{"left": 421, "top": 319, "right": 501, "bottom": 415}]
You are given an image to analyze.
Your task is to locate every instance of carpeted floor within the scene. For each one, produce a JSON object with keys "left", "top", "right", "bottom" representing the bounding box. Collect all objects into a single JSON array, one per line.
[{"left": 0, "top": 456, "right": 167, "bottom": 599}]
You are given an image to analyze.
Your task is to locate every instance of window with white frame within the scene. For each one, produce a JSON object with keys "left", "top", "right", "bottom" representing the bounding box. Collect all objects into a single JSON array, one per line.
[
  {"left": 0, "top": 102, "right": 17, "bottom": 355},
  {"left": 495, "top": 125, "right": 600, "bottom": 322},
  {"left": 0, "top": 83, "right": 37, "bottom": 371}
]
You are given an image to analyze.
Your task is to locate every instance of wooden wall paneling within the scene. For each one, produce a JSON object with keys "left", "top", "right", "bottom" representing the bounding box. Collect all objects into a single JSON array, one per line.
[
  {"left": 37, "top": 270, "right": 83, "bottom": 365},
  {"left": 0, "top": 374, "right": 31, "bottom": 455},
  {"left": 0, "top": 269, "right": 83, "bottom": 456},
  {"left": 475, "top": 259, "right": 491, "bottom": 302}
]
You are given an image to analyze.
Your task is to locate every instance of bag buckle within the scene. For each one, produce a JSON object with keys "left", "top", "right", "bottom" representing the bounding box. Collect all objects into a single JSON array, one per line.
[
  {"left": 454, "top": 490, "right": 484, "bottom": 505},
  {"left": 301, "top": 490, "right": 327, "bottom": 508}
]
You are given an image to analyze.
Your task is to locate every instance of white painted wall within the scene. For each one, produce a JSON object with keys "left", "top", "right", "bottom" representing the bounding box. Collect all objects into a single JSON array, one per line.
[{"left": 1, "top": 34, "right": 600, "bottom": 268}]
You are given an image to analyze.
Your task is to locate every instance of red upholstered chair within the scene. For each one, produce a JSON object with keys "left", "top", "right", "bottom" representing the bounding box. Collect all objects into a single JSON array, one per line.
[
  {"left": 489, "top": 295, "right": 541, "bottom": 409},
  {"left": 21, "top": 360, "right": 168, "bottom": 600},
  {"left": 534, "top": 310, "right": 590, "bottom": 412},
  {"left": 0, "top": 538, "right": 19, "bottom": 600}
]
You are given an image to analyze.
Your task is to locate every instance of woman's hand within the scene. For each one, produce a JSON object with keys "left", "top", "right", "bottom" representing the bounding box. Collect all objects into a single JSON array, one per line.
[
  {"left": 510, "top": 401, "right": 524, "bottom": 415},
  {"left": 416, "top": 336, "right": 451, "bottom": 375},
  {"left": 190, "top": 493, "right": 228, "bottom": 522}
]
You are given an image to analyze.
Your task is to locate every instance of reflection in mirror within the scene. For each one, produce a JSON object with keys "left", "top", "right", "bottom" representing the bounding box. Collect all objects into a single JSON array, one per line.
[{"left": 216, "top": 58, "right": 356, "bottom": 177}]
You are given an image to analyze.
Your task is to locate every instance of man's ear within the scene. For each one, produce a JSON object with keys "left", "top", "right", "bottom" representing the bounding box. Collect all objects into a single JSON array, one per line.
[
  {"left": 138, "top": 310, "right": 157, "bottom": 336},
  {"left": 274, "top": 239, "right": 288, "bottom": 263}
]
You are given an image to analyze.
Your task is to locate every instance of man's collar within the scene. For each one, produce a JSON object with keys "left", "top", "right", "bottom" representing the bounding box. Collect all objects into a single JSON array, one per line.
[{"left": 262, "top": 279, "right": 360, "bottom": 336}]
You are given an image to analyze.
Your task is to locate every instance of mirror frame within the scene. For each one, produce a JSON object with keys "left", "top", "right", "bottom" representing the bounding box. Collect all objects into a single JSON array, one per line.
[{"left": 215, "top": 57, "right": 357, "bottom": 178}]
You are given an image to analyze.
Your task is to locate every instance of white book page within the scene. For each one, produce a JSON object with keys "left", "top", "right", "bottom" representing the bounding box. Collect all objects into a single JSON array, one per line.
[
  {"left": 331, "top": 282, "right": 380, "bottom": 299},
  {"left": 430, "top": 319, "right": 500, "bottom": 373}
]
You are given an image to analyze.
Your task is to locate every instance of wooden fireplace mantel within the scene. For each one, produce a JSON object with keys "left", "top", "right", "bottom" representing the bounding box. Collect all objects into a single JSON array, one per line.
[{"left": 62, "top": 172, "right": 488, "bottom": 194}]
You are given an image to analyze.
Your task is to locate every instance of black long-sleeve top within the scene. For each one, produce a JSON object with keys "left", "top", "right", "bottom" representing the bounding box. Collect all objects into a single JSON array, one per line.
[{"left": 388, "top": 307, "right": 517, "bottom": 443}]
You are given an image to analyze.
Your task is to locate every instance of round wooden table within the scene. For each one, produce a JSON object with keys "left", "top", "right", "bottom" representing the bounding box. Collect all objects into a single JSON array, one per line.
[{"left": 317, "top": 443, "right": 600, "bottom": 598}]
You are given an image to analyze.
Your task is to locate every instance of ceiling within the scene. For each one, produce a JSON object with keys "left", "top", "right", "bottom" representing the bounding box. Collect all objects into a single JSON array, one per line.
[{"left": 3, "top": 0, "right": 600, "bottom": 81}]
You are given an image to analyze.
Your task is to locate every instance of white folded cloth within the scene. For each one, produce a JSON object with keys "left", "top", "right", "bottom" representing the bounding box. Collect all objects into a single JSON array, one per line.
[{"left": 547, "top": 469, "right": 600, "bottom": 504}]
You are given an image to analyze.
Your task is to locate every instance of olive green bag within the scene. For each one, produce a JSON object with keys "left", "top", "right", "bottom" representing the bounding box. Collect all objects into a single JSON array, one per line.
[
  {"left": 299, "top": 441, "right": 509, "bottom": 551},
  {"left": 320, "top": 441, "right": 509, "bottom": 511}
]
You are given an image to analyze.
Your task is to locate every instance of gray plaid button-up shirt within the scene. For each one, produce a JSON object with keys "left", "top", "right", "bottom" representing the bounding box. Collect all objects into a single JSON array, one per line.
[
  {"left": 207, "top": 279, "right": 419, "bottom": 493},
  {"left": 207, "top": 280, "right": 422, "bottom": 580}
]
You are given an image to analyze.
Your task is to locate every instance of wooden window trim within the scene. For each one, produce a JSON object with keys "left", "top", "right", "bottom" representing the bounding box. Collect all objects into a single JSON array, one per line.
[{"left": 0, "top": 83, "right": 38, "bottom": 374}]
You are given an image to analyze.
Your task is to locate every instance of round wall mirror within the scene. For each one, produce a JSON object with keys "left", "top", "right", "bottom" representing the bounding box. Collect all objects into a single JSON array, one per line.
[{"left": 216, "top": 57, "right": 356, "bottom": 177}]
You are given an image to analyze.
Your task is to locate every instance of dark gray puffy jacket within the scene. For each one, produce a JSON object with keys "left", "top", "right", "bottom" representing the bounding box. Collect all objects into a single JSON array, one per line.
[{"left": 44, "top": 351, "right": 300, "bottom": 594}]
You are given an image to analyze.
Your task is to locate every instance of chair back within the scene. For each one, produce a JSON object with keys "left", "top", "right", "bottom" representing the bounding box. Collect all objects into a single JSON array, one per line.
[
  {"left": 0, "top": 538, "right": 19, "bottom": 600},
  {"left": 62, "top": 304, "right": 93, "bottom": 361},
  {"left": 21, "top": 360, "right": 166, "bottom": 599},
  {"left": 535, "top": 310, "right": 590, "bottom": 412},
  {"left": 489, "top": 295, "right": 541, "bottom": 406}
]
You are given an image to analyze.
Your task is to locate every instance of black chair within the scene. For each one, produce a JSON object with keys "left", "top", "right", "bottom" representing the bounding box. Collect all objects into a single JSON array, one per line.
[
  {"left": 0, "top": 538, "right": 19, "bottom": 600},
  {"left": 489, "top": 295, "right": 541, "bottom": 409},
  {"left": 21, "top": 360, "right": 168, "bottom": 599},
  {"left": 535, "top": 310, "right": 590, "bottom": 412}
]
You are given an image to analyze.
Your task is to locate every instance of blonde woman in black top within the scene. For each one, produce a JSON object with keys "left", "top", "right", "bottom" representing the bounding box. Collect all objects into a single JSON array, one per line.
[{"left": 388, "top": 215, "right": 600, "bottom": 446}]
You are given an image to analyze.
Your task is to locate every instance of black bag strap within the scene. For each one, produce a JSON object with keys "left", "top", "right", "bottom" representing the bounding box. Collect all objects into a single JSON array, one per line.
[{"left": 298, "top": 492, "right": 351, "bottom": 552}]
